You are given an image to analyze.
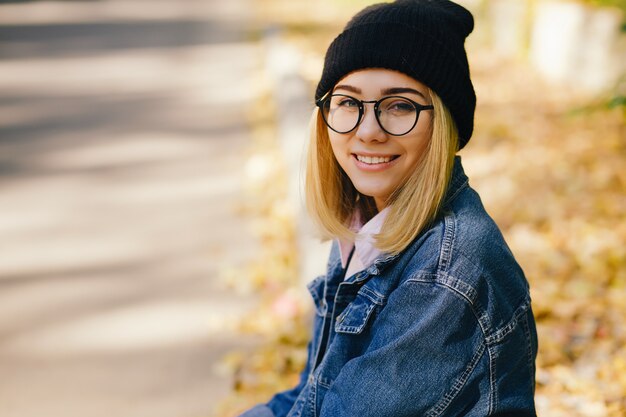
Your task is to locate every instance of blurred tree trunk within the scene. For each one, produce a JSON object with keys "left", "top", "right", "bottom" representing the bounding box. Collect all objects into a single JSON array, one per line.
[
  {"left": 529, "top": 0, "right": 624, "bottom": 93},
  {"left": 484, "top": 0, "right": 624, "bottom": 94}
]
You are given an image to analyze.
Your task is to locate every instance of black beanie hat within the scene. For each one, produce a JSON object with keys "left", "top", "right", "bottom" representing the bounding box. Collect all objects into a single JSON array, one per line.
[{"left": 315, "top": 0, "right": 476, "bottom": 149}]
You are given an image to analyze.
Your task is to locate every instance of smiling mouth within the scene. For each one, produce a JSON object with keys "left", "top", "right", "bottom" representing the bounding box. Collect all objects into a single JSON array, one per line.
[{"left": 354, "top": 154, "right": 399, "bottom": 165}]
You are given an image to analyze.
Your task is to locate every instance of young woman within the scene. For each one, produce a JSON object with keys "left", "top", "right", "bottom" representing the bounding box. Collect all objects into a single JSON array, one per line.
[{"left": 241, "top": 0, "right": 537, "bottom": 415}]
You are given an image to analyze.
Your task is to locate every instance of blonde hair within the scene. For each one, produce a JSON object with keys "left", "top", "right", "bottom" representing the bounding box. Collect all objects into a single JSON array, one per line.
[{"left": 305, "top": 89, "right": 459, "bottom": 255}]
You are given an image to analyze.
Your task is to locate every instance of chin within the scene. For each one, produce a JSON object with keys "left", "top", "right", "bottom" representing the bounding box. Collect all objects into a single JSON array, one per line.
[{"left": 353, "top": 186, "right": 390, "bottom": 201}]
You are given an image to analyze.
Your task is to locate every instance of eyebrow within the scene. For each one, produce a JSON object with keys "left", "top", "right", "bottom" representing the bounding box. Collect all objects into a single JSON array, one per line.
[{"left": 333, "top": 84, "right": 427, "bottom": 100}]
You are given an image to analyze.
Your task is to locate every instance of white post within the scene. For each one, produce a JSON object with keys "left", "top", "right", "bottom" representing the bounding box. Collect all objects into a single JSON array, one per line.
[{"left": 264, "top": 28, "right": 331, "bottom": 284}]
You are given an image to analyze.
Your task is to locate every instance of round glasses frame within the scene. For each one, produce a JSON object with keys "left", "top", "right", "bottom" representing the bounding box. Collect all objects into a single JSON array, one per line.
[{"left": 316, "top": 93, "right": 434, "bottom": 136}]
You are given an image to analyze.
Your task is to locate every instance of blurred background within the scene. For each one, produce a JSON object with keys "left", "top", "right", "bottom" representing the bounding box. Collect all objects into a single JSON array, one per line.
[{"left": 0, "top": 0, "right": 624, "bottom": 417}]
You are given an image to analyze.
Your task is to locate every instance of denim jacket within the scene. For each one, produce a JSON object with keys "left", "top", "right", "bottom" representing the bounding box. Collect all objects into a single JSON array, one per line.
[{"left": 240, "top": 157, "right": 538, "bottom": 417}]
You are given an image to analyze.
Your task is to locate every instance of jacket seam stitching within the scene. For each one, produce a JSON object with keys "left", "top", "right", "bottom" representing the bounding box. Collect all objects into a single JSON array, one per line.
[
  {"left": 443, "top": 176, "right": 469, "bottom": 206},
  {"left": 404, "top": 273, "right": 494, "bottom": 414},
  {"left": 406, "top": 274, "right": 491, "bottom": 340},
  {"left": 309, "top": 372, "right": 317, "bottom": 417},
  {"left": 521, "top": 309, "right": 536, "bottom": 396},
  {"left": 358, "top": 286, "right": 386, "bottom": 305},
  {"left": 437, "top": 211, "right": 456, "bottom": 274},
  {"left": 426, "top": 341, "right": 487, "bottom": 417},
  {"left": 401, "top": 278, "right": 489, "bottom": 417},
  {"left": 485, "top": 301, "right": 530, "bottom": 345},
  {"left": 488, "top": 344, "right": 497, "bottom": 414},
  {"left": 335, "top": 302, "right": 377, "bottom": 334}
]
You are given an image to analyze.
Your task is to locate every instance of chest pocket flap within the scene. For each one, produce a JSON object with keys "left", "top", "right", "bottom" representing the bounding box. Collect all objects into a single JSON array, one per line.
[{"left": 335, "top": 288, "right": 384, "bottom": 334}]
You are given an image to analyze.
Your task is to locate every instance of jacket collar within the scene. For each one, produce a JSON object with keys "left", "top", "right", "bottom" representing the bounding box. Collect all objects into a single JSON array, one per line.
[{"left": 443, "top": 155, "right": 469, "bottom": 208}]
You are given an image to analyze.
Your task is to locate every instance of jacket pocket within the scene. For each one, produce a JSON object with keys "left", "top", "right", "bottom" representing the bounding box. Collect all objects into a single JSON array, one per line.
[{"left": 334, "top": 289, "right": 383, "bottom": 334}]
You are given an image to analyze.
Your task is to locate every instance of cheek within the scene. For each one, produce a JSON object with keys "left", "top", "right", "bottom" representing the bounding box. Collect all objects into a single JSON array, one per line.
[
  {"left": 411, "top": 139, "right": 429, "bottom": 162},
  {"left": 405, "top": 127, "right": 431, "bottom": 163},
  {"left": 328, "top": 134, "right": 348, "bottom": 163}
]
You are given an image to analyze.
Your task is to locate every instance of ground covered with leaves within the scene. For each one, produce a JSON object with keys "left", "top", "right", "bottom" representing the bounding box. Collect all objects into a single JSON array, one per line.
[{"left": 216, "top": 1, "right": 626, "bottom": 416}]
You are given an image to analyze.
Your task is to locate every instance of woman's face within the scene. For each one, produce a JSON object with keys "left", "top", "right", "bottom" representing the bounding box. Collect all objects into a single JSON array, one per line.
[{"left": 327, "top": 68, "right": 433, "bottom": 211}]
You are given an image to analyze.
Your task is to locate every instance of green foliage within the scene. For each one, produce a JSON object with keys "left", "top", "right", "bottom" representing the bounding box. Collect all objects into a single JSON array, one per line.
[
  {"left": 582, "top": 0, "right": 626, "bottom": 10},
  {"left": 608, "top": 94, "right": 626, "bottom": 109},
  {"left": 566, "top": 74, "right": 626, "bottom": 121},
  {"left": 581, "top": 0, "right": 626, "bottom": 23}
]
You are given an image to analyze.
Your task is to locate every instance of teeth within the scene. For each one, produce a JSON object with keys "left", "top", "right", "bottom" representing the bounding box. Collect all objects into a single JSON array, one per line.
[{"left": 357, "top": 155, "right": 392, "bottom": 164}]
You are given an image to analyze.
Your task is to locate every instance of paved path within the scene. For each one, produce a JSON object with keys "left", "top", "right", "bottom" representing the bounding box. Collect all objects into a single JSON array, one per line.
[{"left": 0, "top": 1, "right": 263, "bottom": 416}]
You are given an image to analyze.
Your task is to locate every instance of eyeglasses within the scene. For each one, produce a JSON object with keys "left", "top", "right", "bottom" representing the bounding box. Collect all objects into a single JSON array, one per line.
[{"left": 316, "top": 94, "right": 434, "bottom": 136}]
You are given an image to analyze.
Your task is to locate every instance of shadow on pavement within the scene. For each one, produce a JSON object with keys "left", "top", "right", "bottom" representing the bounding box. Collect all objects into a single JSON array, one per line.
[
  {"left": 0, "top": 0, "right": 264, "bottom": 416},
  {"left": 0, "top": 18, "right": 260, "bottom": 60}
]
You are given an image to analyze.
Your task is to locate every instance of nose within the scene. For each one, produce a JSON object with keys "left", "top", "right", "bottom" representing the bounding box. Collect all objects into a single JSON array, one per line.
[{"left": 355, "top": 104, "right": 386, "bottom": 142}]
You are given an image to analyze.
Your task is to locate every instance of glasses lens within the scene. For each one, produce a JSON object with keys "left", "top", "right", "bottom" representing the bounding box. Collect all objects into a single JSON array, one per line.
[
  {"left": 322, "top": 95, "right": 360, "bottom": 133},
  {"left": 377, "top": 97, "right": 418, "bottom": 135}
]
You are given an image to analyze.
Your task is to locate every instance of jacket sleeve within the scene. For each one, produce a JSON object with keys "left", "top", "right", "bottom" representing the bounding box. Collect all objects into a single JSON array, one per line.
[
  {"left": 319, "top": 279, "right": 492, "bottom": 417},
  {"left": 238, "top": 404, "right": 274, "bottom": 417}
]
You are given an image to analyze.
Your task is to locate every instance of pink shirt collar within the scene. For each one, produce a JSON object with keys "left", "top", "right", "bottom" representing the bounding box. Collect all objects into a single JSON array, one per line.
[{"left": 338, "top": 207, "right": 390, "bottom": 272}]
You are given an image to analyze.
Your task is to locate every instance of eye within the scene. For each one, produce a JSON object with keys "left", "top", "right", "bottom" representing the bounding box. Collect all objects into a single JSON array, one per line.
[
  {"left": 337, "top": 97, "right": 359, "bottom": 108},
  {"left": 382, "top": 98, "right": 416, "bottom": 115},
  {"left": 329, "top": 95, "right": 360, "bottom": 113}
]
